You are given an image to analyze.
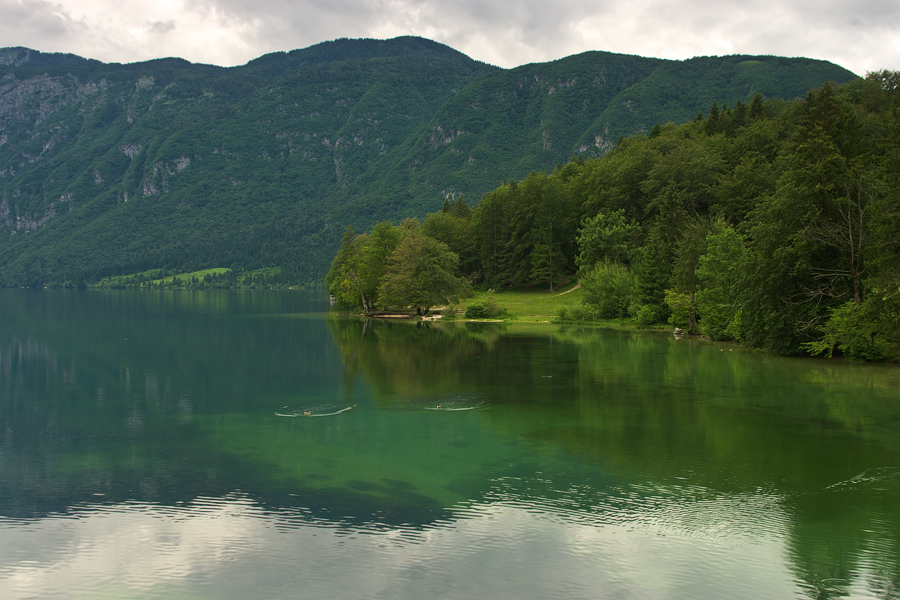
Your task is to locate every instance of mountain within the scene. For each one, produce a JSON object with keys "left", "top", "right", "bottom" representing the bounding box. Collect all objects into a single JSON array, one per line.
[{"left": 0, "top": 37, "right": 857, "bottom": 286}]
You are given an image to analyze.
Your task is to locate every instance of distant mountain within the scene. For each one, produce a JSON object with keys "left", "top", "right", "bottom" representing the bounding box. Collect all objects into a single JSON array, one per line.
[{"left": 0, "top": 37, "right": 857, "bottom": 286}]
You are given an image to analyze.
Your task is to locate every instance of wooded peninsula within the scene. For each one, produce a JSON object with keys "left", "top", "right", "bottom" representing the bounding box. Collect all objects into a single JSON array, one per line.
[{"left": 327, "top": 73, "right": 900, "bottom": 362}]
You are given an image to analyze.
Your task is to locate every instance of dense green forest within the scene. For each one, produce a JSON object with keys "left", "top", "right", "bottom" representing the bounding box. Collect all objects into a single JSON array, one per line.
[
  {"left": 0, "top": 38, "right": 856, "bottom": 287},
  {"left": 328, "top": 73, "right": 900, "bottom": 361}
]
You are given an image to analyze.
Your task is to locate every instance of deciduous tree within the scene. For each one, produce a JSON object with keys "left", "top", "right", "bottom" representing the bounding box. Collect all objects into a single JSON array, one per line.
[{"left": 378, "top": 233, "right": 470, "bottom": 315}]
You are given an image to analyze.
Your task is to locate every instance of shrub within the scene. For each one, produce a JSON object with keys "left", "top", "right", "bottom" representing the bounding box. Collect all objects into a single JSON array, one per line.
[
  {"left": 665, "top": 290, "right": 696, "bottom": 331},
  {"left": 581, "top": 260, "right": 638, "bottom": 319},
  {"left": 465, "top": 289, "right": 506, "bottom": 319},
  {"left": 802, "top": 299, "right": 898, "bottom": 362},
  {"left": 443, "top": 300, "right": 459, "bottom": 319},
  {"left": 570, "top": 303, "right": 601, "bottom": 321},
  {"left": 630, "top": 303, "right": 656, "bottom": 327},
  {"left": 557, "top": 302, "right": 609, "bottom": 322},
  {"left": 465, "top": 300, "right": 489, "bottom": 319}
]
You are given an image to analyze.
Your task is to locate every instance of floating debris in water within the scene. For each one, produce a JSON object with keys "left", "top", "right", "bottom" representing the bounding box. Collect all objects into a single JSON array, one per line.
[{"left": 276, "top": 404, "right": 356, "bottom": 418}]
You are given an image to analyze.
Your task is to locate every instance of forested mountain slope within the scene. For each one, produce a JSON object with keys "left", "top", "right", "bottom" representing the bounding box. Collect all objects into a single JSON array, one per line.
[{"left": 0, "top": 37, "right": 857, "bottom": 286}]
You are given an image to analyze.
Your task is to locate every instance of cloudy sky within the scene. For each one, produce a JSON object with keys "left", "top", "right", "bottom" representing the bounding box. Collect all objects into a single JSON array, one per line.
[{"left": 1, "top": 0, "right": 897, "bottom": 76}]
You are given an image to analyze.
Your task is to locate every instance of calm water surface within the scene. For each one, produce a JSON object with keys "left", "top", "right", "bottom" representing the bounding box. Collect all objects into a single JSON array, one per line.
[{"left": 1, "top": 290, "right": 899, "bottom": 599}]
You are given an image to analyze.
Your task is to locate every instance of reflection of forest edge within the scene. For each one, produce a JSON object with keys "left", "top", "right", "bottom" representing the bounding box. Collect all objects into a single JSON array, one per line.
[{"left": 327, "top": 315, "right": 900, "bottom": 599}]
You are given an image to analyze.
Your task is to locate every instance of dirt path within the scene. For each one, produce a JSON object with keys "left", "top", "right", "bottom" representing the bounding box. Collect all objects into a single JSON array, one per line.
[{"left": 554, "top": 283, "right": 581, "bottom": 296}]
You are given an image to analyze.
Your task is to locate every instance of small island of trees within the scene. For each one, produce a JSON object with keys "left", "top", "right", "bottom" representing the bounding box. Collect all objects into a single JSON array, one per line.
[{"left": 328, "top": 72, "right": 900, "bottom": 362}]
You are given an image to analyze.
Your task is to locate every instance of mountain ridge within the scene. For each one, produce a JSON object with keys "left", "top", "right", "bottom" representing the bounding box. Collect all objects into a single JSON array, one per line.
[{"left": 0, "top": 37, "right": 858, "bottom": 286}]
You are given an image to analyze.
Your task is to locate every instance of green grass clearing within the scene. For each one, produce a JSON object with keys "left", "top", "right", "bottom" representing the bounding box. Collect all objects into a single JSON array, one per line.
[
  {"left": 456, "top": 281, "right": 584, "bottom": 321},
  {"left": 152, "top": 268, "right": 232, "bottom": 285},
  {"left": 95, "top": 267, "right": 232, "bottom": 287}
]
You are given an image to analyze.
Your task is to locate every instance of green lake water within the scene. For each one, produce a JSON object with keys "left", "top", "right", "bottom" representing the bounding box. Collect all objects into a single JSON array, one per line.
[{"left": 1, "top": 289, "right": 899, "bottom": 599}]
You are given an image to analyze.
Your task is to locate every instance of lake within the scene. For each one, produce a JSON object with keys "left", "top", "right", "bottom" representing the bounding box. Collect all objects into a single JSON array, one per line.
[{"left": 1, "top": 289, "right": 899, "bottom": 599}]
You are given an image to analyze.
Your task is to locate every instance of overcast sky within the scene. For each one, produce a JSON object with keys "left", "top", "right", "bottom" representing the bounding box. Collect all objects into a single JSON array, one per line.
[{"left": 1, "top": 0, "right": 897, "bottom": 76}]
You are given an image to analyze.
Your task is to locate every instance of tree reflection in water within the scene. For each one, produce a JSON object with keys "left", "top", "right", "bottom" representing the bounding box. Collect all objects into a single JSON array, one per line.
[{"left": 327, "top": 316, "right": 900, "bottom": 598}]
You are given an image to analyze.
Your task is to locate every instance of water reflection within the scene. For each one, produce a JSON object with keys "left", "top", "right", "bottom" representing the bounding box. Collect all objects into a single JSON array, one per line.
[
  {"left": 1, "top": 291, "right": 900, "bottom": 599},
  {"left": 0, "top": 490, "right": 797, "bottom": 600},
  {"left": 326, "top": 316, "right": 900, "bottom": 598}
]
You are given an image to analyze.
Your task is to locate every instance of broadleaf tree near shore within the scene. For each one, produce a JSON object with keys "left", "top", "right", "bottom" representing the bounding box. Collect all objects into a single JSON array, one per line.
[{"left": 327, "top": 219, "right": 470, "bottom": 314}]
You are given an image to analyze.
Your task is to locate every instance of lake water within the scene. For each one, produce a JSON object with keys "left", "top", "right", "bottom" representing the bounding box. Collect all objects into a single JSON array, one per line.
[{"left": 1, "top": 289, "right": 899, "bottom": 599}]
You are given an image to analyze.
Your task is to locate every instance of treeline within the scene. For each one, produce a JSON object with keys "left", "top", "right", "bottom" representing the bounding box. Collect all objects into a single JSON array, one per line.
[
  {"left": 80, "top": 267, "right": 324, "bottom": 290},
  {"left": 331, "top": 72, "right": 900, "bottom": 361}
]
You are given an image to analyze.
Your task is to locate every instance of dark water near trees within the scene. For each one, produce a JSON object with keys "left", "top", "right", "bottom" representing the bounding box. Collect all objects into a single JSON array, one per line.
[{"left": 1, "top": 290, "right": 899, "bottom": 599}]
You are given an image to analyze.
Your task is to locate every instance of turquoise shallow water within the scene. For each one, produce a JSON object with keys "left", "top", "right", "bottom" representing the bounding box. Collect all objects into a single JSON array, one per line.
[{"left": 1, "top": 289, "right": 899, "bottom": 599}]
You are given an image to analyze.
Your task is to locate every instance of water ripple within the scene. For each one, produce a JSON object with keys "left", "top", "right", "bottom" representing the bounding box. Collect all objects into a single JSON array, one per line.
[
  {"left": 390, "top": 394, "right": 497, "bottom": 412},
  {"left": 825, "top": 466, "right": 900, "bottom": 491}
]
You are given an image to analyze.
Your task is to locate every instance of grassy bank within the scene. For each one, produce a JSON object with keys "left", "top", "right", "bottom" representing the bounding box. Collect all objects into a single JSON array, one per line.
[
  {"left": 455, "top": 282, "right": 584, "bottom": 322},
  {"left": 451, "top": 283, "right": 669, "bottom": 331}
]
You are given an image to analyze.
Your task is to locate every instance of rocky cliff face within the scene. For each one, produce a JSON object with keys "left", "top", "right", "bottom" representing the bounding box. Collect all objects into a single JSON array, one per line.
[{"left": 0, "top": 48, "right": 34, "bottom": 67}]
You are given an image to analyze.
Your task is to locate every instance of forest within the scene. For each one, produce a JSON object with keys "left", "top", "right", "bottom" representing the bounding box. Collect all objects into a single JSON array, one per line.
[{"left": 327, "top": 72, "right": 900, "bottom": 362}]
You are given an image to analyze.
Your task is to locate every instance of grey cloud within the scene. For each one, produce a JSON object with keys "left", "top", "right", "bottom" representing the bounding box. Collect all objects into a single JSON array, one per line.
[
  {"left": 0, "top": 0, "right": 80, "bottom": 41},
  {"left": 149, "top": 20, "right": 177, "bottom": 34}
]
